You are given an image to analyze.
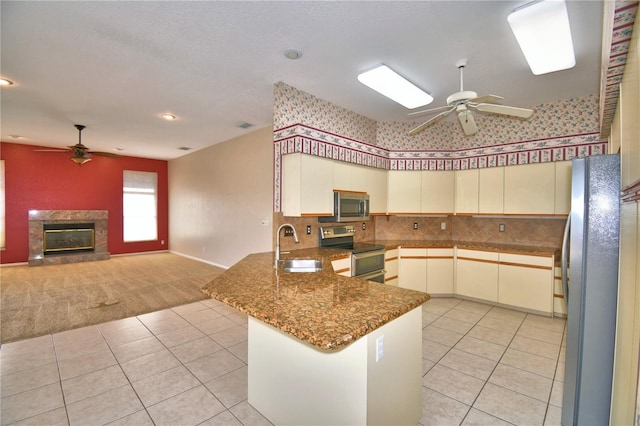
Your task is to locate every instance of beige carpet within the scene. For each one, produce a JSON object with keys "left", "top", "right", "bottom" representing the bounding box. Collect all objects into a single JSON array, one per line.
[{"left": 0, "top": 253, "right": 225, "bottom": 344}]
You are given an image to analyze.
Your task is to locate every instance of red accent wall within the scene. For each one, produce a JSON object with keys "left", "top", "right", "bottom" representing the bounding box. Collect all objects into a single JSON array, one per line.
[{"left": 0, "top": 142, "right": 169, "bottom": 264}]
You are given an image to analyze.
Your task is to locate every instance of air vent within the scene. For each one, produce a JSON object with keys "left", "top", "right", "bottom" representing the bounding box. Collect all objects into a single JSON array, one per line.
[
  {"left": 178, "top": 147, "right": 191, "bottom": 151},
  {"left": 238, "top": 122, "right": 254, "bottom": 129}
]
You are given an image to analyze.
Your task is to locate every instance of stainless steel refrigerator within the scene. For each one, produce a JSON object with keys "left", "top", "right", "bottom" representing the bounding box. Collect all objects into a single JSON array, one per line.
[{"left": 561, "top": 154, "right": 620, "bottom": 425}]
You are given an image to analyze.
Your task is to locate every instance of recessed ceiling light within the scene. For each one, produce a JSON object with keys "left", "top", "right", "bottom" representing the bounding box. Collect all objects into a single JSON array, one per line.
[
  {"left": 284, "top": 49, "right": 303, "bottom": 60},
  {"left": 0, "top": 78, "right": 14, "bottom": 86},
  {"left": 357, "top": 65, "right": 433, "bottom": 109},
  {"left": 508, "top": 0, "right": 575, "bottom": 75},
  {"left": 161, "top": 113, "right": 176, "bottom": 121},
  {"left": 9, "top": 134, "right": 23, "bottom": 139}
]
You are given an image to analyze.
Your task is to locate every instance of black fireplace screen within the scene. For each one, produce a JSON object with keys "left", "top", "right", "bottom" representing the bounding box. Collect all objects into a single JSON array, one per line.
[{"left": 43, "top": 223, "right": 95, "bottom": 255}]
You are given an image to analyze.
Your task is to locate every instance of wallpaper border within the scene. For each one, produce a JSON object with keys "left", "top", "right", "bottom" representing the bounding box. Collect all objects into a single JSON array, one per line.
[{"left": 272, "top": 124, "right": 607, "bottom": 212}]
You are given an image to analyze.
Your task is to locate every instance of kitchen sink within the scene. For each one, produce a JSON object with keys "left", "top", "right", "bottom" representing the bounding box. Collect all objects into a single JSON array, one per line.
[{"left": 280, "top": 259, "right": 323, "bottom": 273}]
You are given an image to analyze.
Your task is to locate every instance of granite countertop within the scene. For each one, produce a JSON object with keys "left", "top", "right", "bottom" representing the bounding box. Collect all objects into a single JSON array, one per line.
[
  {"left": 374, "top": 239, "right": 559, "bottom": 257},
  {"left": 201, "top": 249, "right": 430, "bottom": 352}
]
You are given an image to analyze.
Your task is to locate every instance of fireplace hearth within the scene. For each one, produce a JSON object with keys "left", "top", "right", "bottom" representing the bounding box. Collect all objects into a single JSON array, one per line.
[{"left": 29, "top": 210, "right": 110, "bottom": 266}]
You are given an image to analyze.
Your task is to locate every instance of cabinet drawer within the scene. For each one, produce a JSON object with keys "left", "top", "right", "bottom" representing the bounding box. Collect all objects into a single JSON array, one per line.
[
  {"left": 457, "top": 249, "right": 499, "bottom": 262},
  {"left": 399, "top": 247, "right": 428, "bottom": 258},
  {"left": 499, "top": 253, "right": 553, "bottom": 268},
  {"left": 331, "top": 256, "right": 351, "bottom": 276}
]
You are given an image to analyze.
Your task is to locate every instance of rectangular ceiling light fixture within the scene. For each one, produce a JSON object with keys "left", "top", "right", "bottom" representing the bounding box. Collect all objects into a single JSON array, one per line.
[
  {"left": 357, "top": 65, "right": 433, "bottom": 109},
  {"left": 508, "top": 0, "right": 575, "bottom": 75}
]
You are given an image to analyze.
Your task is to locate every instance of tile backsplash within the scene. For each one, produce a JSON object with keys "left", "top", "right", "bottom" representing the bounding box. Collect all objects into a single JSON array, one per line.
[{"left": 275, "top": 212, "right": 566, "bottom": 251}]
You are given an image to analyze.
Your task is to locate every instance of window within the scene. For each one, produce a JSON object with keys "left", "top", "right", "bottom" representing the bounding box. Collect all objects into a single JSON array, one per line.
[{"left": 123, "top": 170, "right": 157, "bottom": 242}]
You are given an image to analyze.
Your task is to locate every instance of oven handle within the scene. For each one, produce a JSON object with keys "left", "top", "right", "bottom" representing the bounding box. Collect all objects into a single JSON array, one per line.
[
  {"left": 351, "top": 250, "right": 386, "bottom": 261},
  {"left": 354, "top": 269, "right": 386, "bottom": 281}
]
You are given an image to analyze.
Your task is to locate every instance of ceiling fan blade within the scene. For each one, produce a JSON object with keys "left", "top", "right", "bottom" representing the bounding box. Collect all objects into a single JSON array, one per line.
[
  {"left": 408, "top": 107, "right": 456, "bottom": 136},
  {"left": 408, "top": 104, "right": 455, "bottom": 117},
  {"left": 474, "top": 103, "right": 534, "bottom": 119},
  {"left": 470, "top": 94, "right": 503, "bottom": 104},
  {"left": 34, "top": 148, "right": 71, "bottom": 153},
  {"left": 91, "top": 151, "right": 122, "bottom": 158},
  {"left": 457, "top": 108, "right": 478, "bottom": 136}
]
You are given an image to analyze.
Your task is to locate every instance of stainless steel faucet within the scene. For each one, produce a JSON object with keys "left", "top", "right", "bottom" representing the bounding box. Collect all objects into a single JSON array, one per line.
[{"left": 275, "top": 223, "right": 299, "bottom": 268}]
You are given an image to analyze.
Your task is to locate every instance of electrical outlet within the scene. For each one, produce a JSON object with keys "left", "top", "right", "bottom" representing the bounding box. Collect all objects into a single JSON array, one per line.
[
  {"left": 499, "top": 224, "right": 506, "bottom": 232},
  {"left": 441, "top": 222, "right": 446, "bottom": 230},
  {"left": 376, "top": 335, "right": 384, "bottom": 362},
  {"left": 413, "top": 222, "right": 418, "bottom": 230},
  {"left": 306, "top": 225, "right": 311, "bottom": 235},
  {"left": 362, "top": 222, "right": 366, "bottom": 231}
]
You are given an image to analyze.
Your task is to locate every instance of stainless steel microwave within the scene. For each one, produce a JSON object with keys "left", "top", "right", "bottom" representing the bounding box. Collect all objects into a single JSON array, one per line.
[{"left": 318, "top": 191, "right": 370, "bottom": 222}]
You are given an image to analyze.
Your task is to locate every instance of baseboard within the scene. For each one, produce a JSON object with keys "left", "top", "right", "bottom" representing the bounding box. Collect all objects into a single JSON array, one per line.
[{"left": 169, "top": 250, "right": 229, "bottom": 270}]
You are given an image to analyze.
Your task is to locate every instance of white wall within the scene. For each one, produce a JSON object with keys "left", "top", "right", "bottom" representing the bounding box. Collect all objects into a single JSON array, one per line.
[{"left": 168, "top": 126, "right": 273, "bottom": 268}]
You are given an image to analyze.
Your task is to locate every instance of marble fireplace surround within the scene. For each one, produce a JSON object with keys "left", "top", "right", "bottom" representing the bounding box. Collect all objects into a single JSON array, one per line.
[{"left": 28, "top": 210, "right": 110, "bottom": 266}]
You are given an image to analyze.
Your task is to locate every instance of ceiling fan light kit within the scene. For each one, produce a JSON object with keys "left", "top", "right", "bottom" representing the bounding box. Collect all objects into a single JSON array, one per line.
[
  {"left": 408, "top": 59, "right": 534, "bottom": 137},
  {"left": 358, "top": 64, "right": 433, "bottom": 109},
  {"left": 508, "top": 0, "right": 575, "bottom": 75},
  {"left": 34, "top": 124, "right": 121, "bottom": 165}
]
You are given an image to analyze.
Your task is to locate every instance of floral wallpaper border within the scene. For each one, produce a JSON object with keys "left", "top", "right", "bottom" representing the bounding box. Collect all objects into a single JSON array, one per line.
[{"left": 272, "top": 124, "right": 606, "bottom": 211}]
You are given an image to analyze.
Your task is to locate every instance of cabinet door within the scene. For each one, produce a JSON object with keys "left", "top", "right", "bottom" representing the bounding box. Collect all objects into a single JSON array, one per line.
[
  {"left": 455, "top": 249, "right": 499, "bottom": 301},
  {"left": 331, "top": 256, "right": 352, "bottom": 277},
  {"left": 368, "top": 167, "right": 388, "bottom": 214},
  {"left": 479, "top": 167, "right": 504, "bottom": 214},
  {"left": 554, "top": 161, "right": 572, "bottom": 215},
  {"left": 455, "top": 169, "right": 479, "bottom": 214},
  {"left": 385, "top": 248, "right": 399, "bottom": 286},
  {"left": 498, "top": 253, "right": 554, "bottom": 314},
  {"left": 398, "top": 248, "right": 427, "bottom": 292},
  {"left": 504, "top": 162, "right": 555, "bottom": 214},
  {"left": 333, "top": 161, "right": 368, "bottom": 193},
  {"left": 387, "top": 171, "right": 421, "bottom": 214},
  {"left": 421, "top": 171, "right": 455, "bottom": 214},
  {"left": 553, "top": 265, "right": 567, "bottom": 316},
  {"left": 282, "top": 153, "right": 333, "bottom": 216},
  {"left": 426, "top": 248, "right": 454, "bottom": 294}
]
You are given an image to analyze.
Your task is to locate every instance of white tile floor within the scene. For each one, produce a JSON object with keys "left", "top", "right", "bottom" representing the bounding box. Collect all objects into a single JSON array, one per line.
[{"left": 0, "top": 297, "right": 566, "bottom": 425}]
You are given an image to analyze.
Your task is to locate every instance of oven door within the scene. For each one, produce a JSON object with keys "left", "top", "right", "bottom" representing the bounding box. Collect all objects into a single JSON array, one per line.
[
  {"left": 355, "top": 269, "right": 385, "bottom": 283},
  {"left": 351, "top": 250, "right": 385, "bottom": 276}
]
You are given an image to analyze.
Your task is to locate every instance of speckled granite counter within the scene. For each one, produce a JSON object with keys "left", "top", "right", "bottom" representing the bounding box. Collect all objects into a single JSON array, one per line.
[
  {"left": 373, "top": 239, "right": 559, "bottom": 257},
  {"left": 201, "top": 249, "right": 430, "bottom": 351}
]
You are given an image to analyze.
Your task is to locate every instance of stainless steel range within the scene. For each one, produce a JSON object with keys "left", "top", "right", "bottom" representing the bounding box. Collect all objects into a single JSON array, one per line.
[{"left": 319, "top": 225, "right": 386, "bottom": 283}]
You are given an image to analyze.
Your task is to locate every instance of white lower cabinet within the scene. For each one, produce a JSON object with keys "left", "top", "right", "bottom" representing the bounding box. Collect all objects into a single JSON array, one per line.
[
  {"left": 497, "top": 253, "right": 554, "bottom": 314},
  {"left": 331, "top": 255, "right": 351, "bottom": 277},
  {"left": 553, "top": 265, "right": 567, "bottom": 316},
  {"left": 455, "top": 249, "right": 499, "bottom": 302},
  {"left": 385, "top": 248, "right": 399, "bottom": 286},
  {"left": 398, "top": 248, "right": 427, "bottom": 292},
  {"left": 426, "top": 248, "right": 454, "bottom": 295}
]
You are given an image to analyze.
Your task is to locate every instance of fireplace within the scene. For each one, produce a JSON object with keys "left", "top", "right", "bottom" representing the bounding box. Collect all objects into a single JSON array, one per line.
[
  {"left": 28, "top": 210, "right": 110, "bottom": 266},
  {"left": 43, "top": 223, "right": 95, "bottom": 255}
]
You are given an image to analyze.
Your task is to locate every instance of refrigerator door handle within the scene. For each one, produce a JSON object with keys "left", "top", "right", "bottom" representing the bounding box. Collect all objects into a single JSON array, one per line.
[{"left": 561, "top": 215, "right": 570, "bottom": 308}]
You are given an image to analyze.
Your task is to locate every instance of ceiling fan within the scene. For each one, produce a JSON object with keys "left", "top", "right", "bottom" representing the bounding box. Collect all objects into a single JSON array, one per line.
[
  {"left": 35, "top": 124, "right": 120, "bottom": 165},
  {"left": 408, "top": 59, "right": 534, "bottom": 137}
]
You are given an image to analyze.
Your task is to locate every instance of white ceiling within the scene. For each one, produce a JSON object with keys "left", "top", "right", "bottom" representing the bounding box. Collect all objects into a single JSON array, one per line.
[{"left": 1, "top": 1, "right": 604, "bottom": 160}]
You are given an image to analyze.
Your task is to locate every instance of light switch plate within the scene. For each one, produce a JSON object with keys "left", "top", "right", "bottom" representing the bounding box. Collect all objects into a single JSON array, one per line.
[{"left": 376, "top": 335, "right": 384, "bottom": 362}]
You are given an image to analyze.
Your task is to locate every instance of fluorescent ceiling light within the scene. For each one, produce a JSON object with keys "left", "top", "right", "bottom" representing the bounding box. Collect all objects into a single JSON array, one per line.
[
  {"left": 508, "top": 0, "right": 575, "bottom": 75},
  {"left": 358, "top": 65, "right": 433, "bottom": 109}
]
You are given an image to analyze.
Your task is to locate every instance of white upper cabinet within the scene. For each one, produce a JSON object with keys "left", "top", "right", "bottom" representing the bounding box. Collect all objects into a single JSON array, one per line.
[
  {"left": 421, "top": 171, "right": 455, "bottom": 214},
  {"left": 479, "top": 166, "right": 505, "bottom": 214},
  {"left": 333, "top": 161, "right": 368, "bottom": 193},
  {"left": 455, "top": 169, "right": 479, "bottom": 214},
  {"left": 281, "top": 153, "right": 333, "bottom": 217},
  {"left": 368, "top": 167, "right": 388, "bottom": 214},
  {"left": 504, "top": 162, "right": 555, "bottom": 214},
  {"left": 554, "top": 160, "right": 572, "bottom": 215},
  {"left": 387, "top": 171, "right": 421, "bottom": 214}
]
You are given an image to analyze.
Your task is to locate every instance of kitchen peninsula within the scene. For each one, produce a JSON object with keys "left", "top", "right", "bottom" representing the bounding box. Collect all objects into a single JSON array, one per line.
[{"left": 201, "top": 249, "right": 430, "bottom": 425}]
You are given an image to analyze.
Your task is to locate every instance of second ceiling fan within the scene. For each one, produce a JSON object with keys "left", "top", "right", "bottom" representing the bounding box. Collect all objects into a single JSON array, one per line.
[{"left": 409, "top": 59, "right": 534, "bottom": 137}]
